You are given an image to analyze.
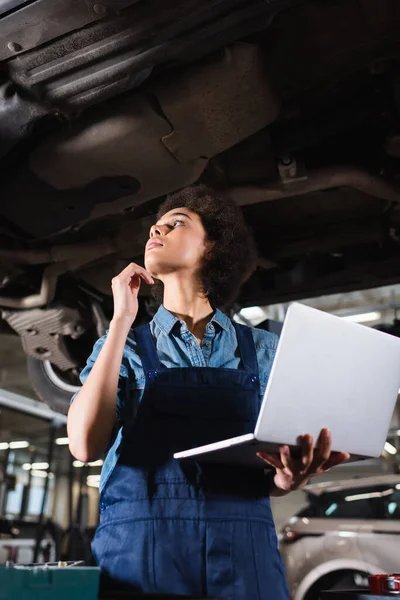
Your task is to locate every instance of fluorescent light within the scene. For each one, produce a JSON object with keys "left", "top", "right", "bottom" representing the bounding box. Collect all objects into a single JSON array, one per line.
[
  {"left": 23, "top": 462, "right": 49, "bottom": 471},
  {"left": 9, "top": 441, "right": 29, "bottom": 449},
  {"left": 325, "top": 503, "right": 338, "bottom": 516},
  {"left": 31, "top": 470, "right": 53, "bottom": 479},
  {"left": 32, "top": 462, "right": 49, "bottom": 470},
  {"left": 73, "top": 459, "right": 103, "bottom": 468},
  {"left": 384, "top": 442, "right": 397, "bottom": 455},
  {"left": 55, "top": 437, "right": 69, "bottom": 445},
  {"left": 0, "top": 443, "right": 9, "bottom": 451},
  {"left": 342, "top": 311, "right": 381, "bottom": 324},
  {"left": 88, "top": 460, "right": 103, "bottom": 467},
  {"left": 345, "top": 489, "right": 393, "bottom": 502}
]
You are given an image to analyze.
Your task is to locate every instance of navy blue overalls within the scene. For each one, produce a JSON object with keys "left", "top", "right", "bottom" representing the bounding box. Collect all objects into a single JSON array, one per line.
[{"left": 92, "top": 320, "right": 289, "bottom": 599}]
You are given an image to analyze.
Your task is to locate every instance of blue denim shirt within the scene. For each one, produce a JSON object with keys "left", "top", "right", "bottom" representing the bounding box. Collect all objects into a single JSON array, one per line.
[{"left": 71, "top": 305, "right": 278, "bottom": 493}]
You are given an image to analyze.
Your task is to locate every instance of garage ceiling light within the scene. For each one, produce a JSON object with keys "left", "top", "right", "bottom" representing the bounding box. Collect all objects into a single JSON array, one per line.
[
  {"left": 22, "top": 462, "right": 49, "bottom": 471},
  {"left": 342, "top": 311, "right": 381, "bottom": 323},
  {"left": 31, "top": 470, "right": 54, "bottom": 479},
  {"left": 9, "top": 441, "right": 29, "bottom": 449},
  {"left": 55, "top": 437, "right": 69, "bottom": 445},
  {"left": 0, "top": 443, "right": 9, "bottom": 451},
  {"left": 73, "top": 459, "right": 104, "bottom": 468}
]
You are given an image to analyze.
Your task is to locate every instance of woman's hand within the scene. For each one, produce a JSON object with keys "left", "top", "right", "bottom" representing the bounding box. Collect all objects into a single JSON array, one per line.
[
  {"left": 257, "top": 428, "right": 350, "bottom": 494},
  {"left": 111, "top": 262, "right": 154, "bottom": 325}
]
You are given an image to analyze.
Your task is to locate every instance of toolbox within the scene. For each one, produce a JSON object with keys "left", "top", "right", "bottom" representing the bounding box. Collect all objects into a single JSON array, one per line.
[{"left": 0, "top": 563, "right": 100, "bottom": 600}]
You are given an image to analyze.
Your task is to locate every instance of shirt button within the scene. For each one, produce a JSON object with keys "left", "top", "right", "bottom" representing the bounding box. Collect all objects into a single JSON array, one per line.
[
  {"left": 205, "top": 342, "right": 211, "bottom": 347},
  {"left": 251, "top": 375, "right": 258, "bottom": 383},
  {"left": 209, "top": 324, "right": 214, "bottom": 330},
  {"left": 100, "top": 501, "right": 106, "bottom": 511},
  {"left": 147, "top": 370, "right": 158, "bottom": 380}
]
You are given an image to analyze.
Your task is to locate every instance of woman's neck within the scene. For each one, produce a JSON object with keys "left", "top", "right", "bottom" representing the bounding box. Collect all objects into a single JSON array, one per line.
[{"left": 162, "top": 277, "right": 214, "bottom": 341}]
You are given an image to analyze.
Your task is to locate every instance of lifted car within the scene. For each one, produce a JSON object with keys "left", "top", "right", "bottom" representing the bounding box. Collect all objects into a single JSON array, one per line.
[{"left": 1, "top": 0, "right": 400, "bottom": 412}]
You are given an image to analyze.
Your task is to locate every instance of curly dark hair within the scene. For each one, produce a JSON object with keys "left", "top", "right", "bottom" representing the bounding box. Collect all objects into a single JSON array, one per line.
[{"left": 151, "top": 184, "right": 257, "bottom": 309}]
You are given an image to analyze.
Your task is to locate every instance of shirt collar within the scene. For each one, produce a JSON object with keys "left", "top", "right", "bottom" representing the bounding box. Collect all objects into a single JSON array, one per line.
[
  {"left": 153, "top": 305, "right": 230, "bottom": 335},
  {"left": 212, "top": 308, "right": 230, "bottom": 331},
  {"left": 153, "top": 305, "right": 180, "bottom": 335}
]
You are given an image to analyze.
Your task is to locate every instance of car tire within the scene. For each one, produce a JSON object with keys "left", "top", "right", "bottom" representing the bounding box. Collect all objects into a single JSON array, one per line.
[
  {"left": 304, "top": 570, "right": 369, "bottom": 600},
  {"left": 27, "top": 357, "right": 82, "bottom": 415}
]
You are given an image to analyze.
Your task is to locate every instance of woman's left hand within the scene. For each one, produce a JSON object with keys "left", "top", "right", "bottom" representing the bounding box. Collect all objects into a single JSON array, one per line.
[{"left": 257, "top": 428, "right": 350, "bottom": 494}]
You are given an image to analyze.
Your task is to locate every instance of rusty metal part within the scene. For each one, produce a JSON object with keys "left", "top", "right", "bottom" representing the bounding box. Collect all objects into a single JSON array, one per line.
[
  {"left": 0, "top": 0, "right": 142, "bottom": 61},
  {"left": 0, "top": 215, "right": 153, "bottom": 309},
  {"left": 155, "top": 43, "right": 279, "bottom": 162},
  {"left": 91, "top": 299, "right": 109, "bottom": 337},
  {"left": 0, "top": 253, "right": 109, "bottom": 308},
  {"left": 228, "top": 166, "right": 400, "bottom": 206},
  {"left": 2, "top": 306, "right": 84, "bottom": 369},
  {"left": 0, "top": 263, "right": 68, "bottom": 309},
  {"left": 1, "top": 43, "right": 279, "bottom": 238},
  {"left": 5, "top": 0, "right": 285, "bottom": 110},
  {"left": 0, "top": 215, "right": 153, "bottom": 266}
]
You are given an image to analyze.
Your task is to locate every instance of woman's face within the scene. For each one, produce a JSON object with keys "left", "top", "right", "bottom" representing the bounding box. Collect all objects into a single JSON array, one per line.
[{"left": 144, "top": 207, "right": 210, "bottom": 279}]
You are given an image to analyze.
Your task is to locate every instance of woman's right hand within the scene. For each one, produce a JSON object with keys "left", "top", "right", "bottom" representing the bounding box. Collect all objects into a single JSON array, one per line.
[{"left": 111, "top": 262, "right": 154, "bottom": 325}]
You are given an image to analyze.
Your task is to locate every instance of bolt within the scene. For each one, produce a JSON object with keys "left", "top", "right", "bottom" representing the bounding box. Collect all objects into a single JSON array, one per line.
[
  {"left": 25, "top": 328, "right": 38, "bottom": 335},
  {"left": 7, "top": 42, "right": 22, "bottom": 53},
  {"left": 35, "top": 346, "right": 49, "bottom": 355},
  {"left": 93, "top": 3, "right": 108, "bottom": 16},
  {"left": 278, "top": 155, "right": 298, "bottom": 180}
]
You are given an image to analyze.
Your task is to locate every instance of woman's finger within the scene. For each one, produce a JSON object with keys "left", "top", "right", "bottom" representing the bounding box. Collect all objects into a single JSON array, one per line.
[
  {"left": 312, "top": 428, "right": 331, "bottom": 471},
  {"left": 280, "top": 445, "right": 294, "bottom": 472},
  {"left": 137, "top": 270, "right": 155, "bottom": 285},
  {"left": 257, "top": 452, "right": 285, "bottom": 470},
  {"left": 118, "top": 263, "right": 155, "bottom": 284},
  {"left": 300, "top": 434, "right": 314, "bottom": 474},
  {"left": 128, "top": 274, "right": 142, "bottom": 291},
  {"left": 323, "top": 451, "right": 350, "bottom": 471}
]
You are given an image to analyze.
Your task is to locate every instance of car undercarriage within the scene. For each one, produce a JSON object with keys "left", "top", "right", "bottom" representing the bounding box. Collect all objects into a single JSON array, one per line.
[{"left": 1, "top": 0, "right": 400, "bottom": 411}]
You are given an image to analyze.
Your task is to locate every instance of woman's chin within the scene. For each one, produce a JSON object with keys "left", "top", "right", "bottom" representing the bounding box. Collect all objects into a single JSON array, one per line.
[{"left": 144, "top": 263, "right": 162, "bottom": 280}]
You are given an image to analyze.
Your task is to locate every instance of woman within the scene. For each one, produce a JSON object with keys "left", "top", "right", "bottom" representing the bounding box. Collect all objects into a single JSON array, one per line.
[{"left": 68, "top": 185, "right": 349, "bottom": 599}]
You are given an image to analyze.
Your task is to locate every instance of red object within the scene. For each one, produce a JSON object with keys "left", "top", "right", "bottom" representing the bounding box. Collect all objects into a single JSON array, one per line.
[{"left": 369, "top": 574, "right": 400, "bottom": 595}]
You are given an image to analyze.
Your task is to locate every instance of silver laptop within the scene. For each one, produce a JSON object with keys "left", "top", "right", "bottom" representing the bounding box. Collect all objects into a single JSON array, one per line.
[{"left": 173, "top": 302, "right": 400, "bottom": 467}]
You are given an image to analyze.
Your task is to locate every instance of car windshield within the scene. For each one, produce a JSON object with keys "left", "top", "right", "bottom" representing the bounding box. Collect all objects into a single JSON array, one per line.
[{"left": 297, "top": 484, "right": 400, "bottom": 520}]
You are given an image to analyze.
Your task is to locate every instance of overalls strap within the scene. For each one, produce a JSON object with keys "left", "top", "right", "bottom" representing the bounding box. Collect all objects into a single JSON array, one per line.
[
  {"left": 231, "top": 321, "right": 259, "bottom": 378},
  {"left": 133, "top": 323, "right": 162, "bottom": 375}
]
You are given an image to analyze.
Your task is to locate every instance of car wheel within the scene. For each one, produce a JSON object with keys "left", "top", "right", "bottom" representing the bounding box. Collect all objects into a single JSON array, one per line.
[
  {"left": 304, "top": 570, "right": 369, "bottom": 600},
  {"left": 27, "top": 357, "right": 82, "bottom": 415}
]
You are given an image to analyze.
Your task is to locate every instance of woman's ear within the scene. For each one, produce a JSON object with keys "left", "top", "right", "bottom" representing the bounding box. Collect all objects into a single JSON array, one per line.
[{"left": 204, "top": 240, "right": 215, "bottom": 260}]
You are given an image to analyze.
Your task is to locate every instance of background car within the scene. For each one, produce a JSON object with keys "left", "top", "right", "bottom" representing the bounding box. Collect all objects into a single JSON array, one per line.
[{"left": 280, "top": 474, "right": 400, "bottom": 599}]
